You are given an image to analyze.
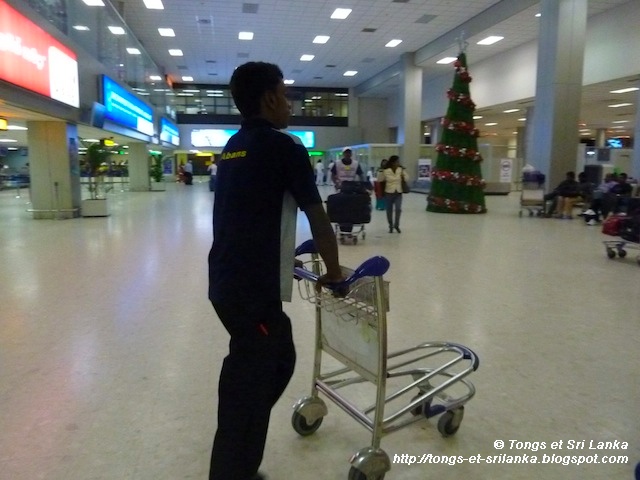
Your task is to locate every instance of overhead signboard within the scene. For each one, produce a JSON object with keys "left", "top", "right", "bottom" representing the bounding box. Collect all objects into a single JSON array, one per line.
[
  {"left": 159, "top": 117, "right": 180, "bottom": 146},
  {"left": 191, "top": 128, "right": 315, "bottom": 148},
  {"left": 101, "top": 75, "right": 154, "bottom": 137},
  {"left": 0, "top": 0, "right": 79, "bottom": 107}
]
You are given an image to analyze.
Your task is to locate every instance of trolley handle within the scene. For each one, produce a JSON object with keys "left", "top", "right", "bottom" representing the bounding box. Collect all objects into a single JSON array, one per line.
[{"left": 294, "top": 240, "right": 390, "bottom": 292}]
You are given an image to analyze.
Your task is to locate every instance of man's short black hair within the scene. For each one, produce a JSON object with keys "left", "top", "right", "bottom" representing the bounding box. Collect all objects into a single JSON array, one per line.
[{"left": 230, "top": 62, "right": 284, "bottom": 118}]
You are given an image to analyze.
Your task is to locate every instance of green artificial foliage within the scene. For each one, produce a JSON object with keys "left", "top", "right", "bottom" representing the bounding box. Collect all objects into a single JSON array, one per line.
[
  {"left": 149, "top": 155, "right": 164, "bottom": 183},
  {"left": 85, "top": 143, "right": 111, "bottom": 199},
  {"left": 427, "top": 53, "right": 487, "bottom": 214}
]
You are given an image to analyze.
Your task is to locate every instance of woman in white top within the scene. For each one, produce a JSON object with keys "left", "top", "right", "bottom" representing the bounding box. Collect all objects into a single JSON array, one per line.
[{"left": 376, "top": 155, "right": 409, "bottom": 233}]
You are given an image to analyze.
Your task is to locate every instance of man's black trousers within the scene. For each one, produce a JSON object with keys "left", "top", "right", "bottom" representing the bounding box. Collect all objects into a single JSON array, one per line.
[{"left": 209, "top": 301, "right": 296, "bottom": 480}]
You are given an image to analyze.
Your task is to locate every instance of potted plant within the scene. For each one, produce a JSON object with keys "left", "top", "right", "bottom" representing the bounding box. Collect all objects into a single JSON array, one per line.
[
  {"left": 149, "top": 155, "right": 166, "bottom": 191},
  {"left": 82, "top": 143, "right": 111, "bottom": 216}
]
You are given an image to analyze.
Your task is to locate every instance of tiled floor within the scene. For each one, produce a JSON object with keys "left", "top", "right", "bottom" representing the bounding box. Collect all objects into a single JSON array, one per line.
[{"left": 1, "top": 179, "right": 638, "bottom": 480}]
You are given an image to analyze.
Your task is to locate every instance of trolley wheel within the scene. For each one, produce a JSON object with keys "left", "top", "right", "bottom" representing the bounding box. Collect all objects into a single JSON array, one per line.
[
  {"left": 437, "top": 407, "right": 464, "bottom": 437},
  {"left": 606, "top": 248, "right": 616, "bottom": 259},
  {"left": 340, "top": 237, "right": 346, "bottom": 245},
  {"left": 518, "top": 210, "right": 523, "bottom": 217},
  {"left": 362, "top": 231, "right": 366, "bottom": 239},
  {"left": 617, "top": 249, "right": 627, "bottom": 258},
  {"left": 348, "top": 467, "right": 385, "bottom": 480},
  {"left": 353, "top": 237, "right": 358, "bottom": 245},
  {"left": 291, "top": 411, "right": 323, "bottom": 436},
  {"left": 528, "top": 210, "right": 534, "bottom": 217},
  {"left": 410, "top": 394, "right": 432, "bottom": 417}
]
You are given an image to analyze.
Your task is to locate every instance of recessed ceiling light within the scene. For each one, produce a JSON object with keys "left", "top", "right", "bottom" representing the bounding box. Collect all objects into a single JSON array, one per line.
[
  {"left": 149, "top": 75, "right": 162, "bottom": 81},
  {"left": 609, "top": 87, "right": 639, "bottom": 94},
  {"left": 343, "top": 70, "right": 358, "bottom": 77},
  {"left": 126, "top": 48, "right": 141, "bottom": 55},
  {"left": 82, "top": 0, "right": 104, "bottom": 5},
  {"left": 7, "top": 125, "right": 27, "bottom": 130},
  {"left": 182, "top": 89, "right": 200, "bottom": 93},
  {"left": 0, "top": 139, "right": 18, "bottom": 143},
  {"left": 385, "top": 39, "right": 402, "bottom": 48},
  {"left": 143, "top": 0, "right": 164, "bottom": 9},
  {"left": 182, "top": 76, "right": 194, "bottom": 82},
  {"left": 608, "top": 103, "right": 633, "bottom": 108},
  {"left": 284, "top": 79, "right": 295, "bottom": 85},
  {"left": 473, "top": 115, "right": 483, "bottom": 119},
  {"left": 169, "top": 49, "right": 183, "bottom": 56},
  {"left": 612, "top": 120, "right": 629, "bottom": 124},
  {"left": 518, "top": 118, "right": 526, "bottom": 121},
  {"left": 331, "top": 8, "right": 352, "bottom": 19},
  {"left": 238, "top": 31, "right": 254, "bottom": 40},
  {"left": 73, "top": 25, "right": 90, "bottom": 31},
  {"left": 535, "top": 13, "right": 541, "bottom": 17},
  {"left": 158, "top": 28, "right": 175, "bottom": 37},
  {"left": 300, "top": 54, "right": 315, "bottom": 61},
  {"left": 477, "top": 36, "right": 504, "bottom": 45},
  {"left": 436, "top": 57, "right": 457, "bottom": 64},
  {"left": 503, "top": 108, "right": 520, "bottom": 113},
  {"left": 484, "top": 122, "right": 498, "bottom": 126},
  {"left": 108, "top": 26, "right": 126, "bottom": 35},
  {"left": 313, "top": 35, "right": 330, "bottom": 44}
]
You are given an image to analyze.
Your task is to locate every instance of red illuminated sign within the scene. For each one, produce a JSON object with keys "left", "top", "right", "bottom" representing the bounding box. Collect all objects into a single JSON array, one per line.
[{"left": 0, "top": 0, "right": 79, "bottom": 107}]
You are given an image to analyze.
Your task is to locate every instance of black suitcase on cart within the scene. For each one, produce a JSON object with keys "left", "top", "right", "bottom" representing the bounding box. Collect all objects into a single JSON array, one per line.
[{"left": 326, "top": 192, "right": 372, "bottom": 225}]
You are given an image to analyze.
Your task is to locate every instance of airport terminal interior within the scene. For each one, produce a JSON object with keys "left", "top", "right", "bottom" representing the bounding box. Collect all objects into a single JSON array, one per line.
[
  {"left": 1, "top": 0, "right": 640, "bottom": 479},
  {"left": 1, "top": 181, "right": 639, "bottom": 480}
]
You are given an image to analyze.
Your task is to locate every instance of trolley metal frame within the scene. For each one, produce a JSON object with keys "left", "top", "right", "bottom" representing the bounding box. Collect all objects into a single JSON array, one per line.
[
  {"left": 291, "top": 240, "right": 479, "bottom": 480},
  {"left": 603, "top": 239, "right": 640, "bottom": 265}
]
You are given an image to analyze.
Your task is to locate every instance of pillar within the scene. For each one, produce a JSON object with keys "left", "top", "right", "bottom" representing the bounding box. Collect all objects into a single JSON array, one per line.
[
  {"left": 398, "top": 52, "right": 422, "bottom": 177},
  {"left": 595, "top": 128, "right": 607, "bottom": 148},
  {"left": 525, "top": 0, "right": 587, "bottom": 188},
  {"left": 127, "top": 142, "right": 150, "bottom": 191},
  {"left": 632, "top": 85, "right": 640, "bottom": 180},
  {"left": 27, "top": 121, "right": 81, "bottom": 219}
]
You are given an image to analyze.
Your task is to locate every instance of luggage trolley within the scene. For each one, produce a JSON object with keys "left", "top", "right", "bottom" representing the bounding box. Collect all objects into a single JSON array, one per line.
[
  {"left": 519, "top": 170, "right": 546, "bottom": 217},
  {"left": 291, "top": 240, "right": 480, "bottom": 480},
  {"left": 327, "top": 181, "right": 372, "bottom": 245}
]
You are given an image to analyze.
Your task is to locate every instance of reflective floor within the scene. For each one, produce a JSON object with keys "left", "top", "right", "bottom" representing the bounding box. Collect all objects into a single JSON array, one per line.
[{"left": 1, "top": 180, "right": 638, "bottom": 480}]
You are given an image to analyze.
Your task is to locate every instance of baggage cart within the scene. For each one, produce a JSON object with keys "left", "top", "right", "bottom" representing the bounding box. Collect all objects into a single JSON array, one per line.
[
  {"left": 519, "top": 171, "right": 546, "bottom": 217},
  {"left": 291, "top": 240, "right": 479, "bottom": 480},
  {"left": 603, "top": 213, "right": 640, "bottom": 265}
]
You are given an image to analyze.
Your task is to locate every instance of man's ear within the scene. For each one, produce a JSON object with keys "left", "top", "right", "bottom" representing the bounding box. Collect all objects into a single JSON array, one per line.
[{"left": 261, "top": 90, "right": 277, "bottom": 113}]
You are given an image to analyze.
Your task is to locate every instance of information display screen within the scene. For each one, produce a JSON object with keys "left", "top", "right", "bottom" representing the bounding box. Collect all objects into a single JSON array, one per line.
[
  {"left": 191, "top": 128, "right": 315, "bottom": 148},
  {"left": 159, "top": 117, "right": 180, "bottom": 146},
  {"left": 101, "top": 75, "right": 154, "bottom": 137}
]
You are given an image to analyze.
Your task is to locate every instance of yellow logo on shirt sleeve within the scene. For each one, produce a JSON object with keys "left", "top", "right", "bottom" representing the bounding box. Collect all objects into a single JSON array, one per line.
[{"left": 221, "top": 150, "right": 247, "bottom": 160}]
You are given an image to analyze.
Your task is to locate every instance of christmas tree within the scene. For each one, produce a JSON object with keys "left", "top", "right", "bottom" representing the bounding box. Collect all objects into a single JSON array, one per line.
[{"left": 427, "top": 52, "right": 487, "bottom": 214}]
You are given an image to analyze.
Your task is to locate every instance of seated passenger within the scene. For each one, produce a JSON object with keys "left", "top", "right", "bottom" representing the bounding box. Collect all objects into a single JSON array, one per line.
[{"left": 552, "top": 171, "right": 580, "bottom": 219}]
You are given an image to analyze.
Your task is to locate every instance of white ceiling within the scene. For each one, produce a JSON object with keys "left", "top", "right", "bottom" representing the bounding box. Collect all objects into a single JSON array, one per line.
[{"left": 0, "top": 0, "right": 637, "bottom": 148}]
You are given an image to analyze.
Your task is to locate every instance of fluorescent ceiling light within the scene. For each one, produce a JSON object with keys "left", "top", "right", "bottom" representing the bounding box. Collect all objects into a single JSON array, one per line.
[
  {"left": 385, "top": 39, "right": 402, "bottom": 48},
  {"left": 169, "top": 49, "right": 183, "bottom": 56},
  {"left": 608, "top": 103, "right": 633, "bottom": 108},
  {"left": 143, "top": 0, "right": 164, "bottom": 9},
  {"left": 535, "top": 13, "right": 541, "bottom": 17},
  {"left": 473, "top": 115, "right": 483, "bottom": 119},
  {"left": 477, "top": 36, "right": 504, "bottom": 45},
  {"left": 609, "top": 87, "right": 639, "bottom": 94},
  {"left": 484, "top": 122, "right": 498, "bottom": 126},
  {"left": 206, "top": 90, "right": 224, "bottom": 94},
  {"left": 108, "top": 26, "right": 126, "bottom": 35},
  {"left": 284, "top": 79, "right": 295, "bottom": 85},
  {"left": 436, "top": 57, "right": 457, "bottom": 64},
  {"left": 0, "top": 139, "right": 17, "bottom": 143},
  {"left": 126, "top": 48, "right": 141, "bottom": 55},
  {"left": 343, "top": 70, "right": 358, "bottom": 77},
  {"left": 149, "top": 75, "right": 162, "bottom": 81},
  {"left": 300, "top": 54, "right": 315, "bottom": 61},
  {"left": 518, "top": 118, "right": 526, "bottom": 121},
  {"left": 7, "top": 125, "right": 28, "bottom": 130},
  {"left": 181, "top": 76, "right": 194, "bottom": 81},
  {"left": 182, "top": 89, "right": 200, "bottom": 93},
  {"left": 612, "top": 120, "right": 629, "bottom": 124},
  {"left": 238, "top": 31, "right": 254, "bottom": 40},
  {"left": 73, "top": 25, "right": 90, "bottom": 31},
  {"left": 313, "top": 36, "right": 330, "bottom": 44},
  {"left": 158, "top": 28, "right": 175, "bottom": 37},
  {"left": 503, "top": 108, "right": 519, "bottom": 113},
  {"left": 82, "top": 0, "right": 104, "bottom": 5},
  {"left": 331, "top": 8, "right": 352, "bottom": 19}
]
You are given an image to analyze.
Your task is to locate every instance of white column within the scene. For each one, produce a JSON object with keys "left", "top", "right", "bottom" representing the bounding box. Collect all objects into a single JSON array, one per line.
[
  {"left": 27, "top": 121, "right": 81, "bottom": 219},
  {"left": 398, "top": 52, "right": 422, "bottom": 177},
  {"left": 128, "top": 143, "right": 150, "bottom": 191},
  {"left": 632, "top": 85, "right": 640, "bottom": 180},
  {"left": 526, "top": 0, "right": 587, "bottom": 187},
  {"left": 595, "top": 129, "right": 607, "bottom": 148}
]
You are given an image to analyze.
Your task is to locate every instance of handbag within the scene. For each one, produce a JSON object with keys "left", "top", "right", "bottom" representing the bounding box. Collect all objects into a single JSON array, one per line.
[{"left": 401, "top": 177, "right": 410, "bottom": 194}]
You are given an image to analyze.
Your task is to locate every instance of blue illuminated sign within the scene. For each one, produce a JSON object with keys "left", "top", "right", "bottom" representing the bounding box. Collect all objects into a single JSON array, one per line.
[
  {"left": 159, "top": 117, "right": 180, "bottom": 146},
  {"left": 101, "top": 75, "right": 154, "bottom": 136},
  {"left": 191, "top": 128, "right": 314, "bottom": 148}
]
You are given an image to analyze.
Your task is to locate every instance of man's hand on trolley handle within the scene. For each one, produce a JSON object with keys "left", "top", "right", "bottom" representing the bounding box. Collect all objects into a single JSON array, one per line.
[{"left": 317, "top": 268, "right": 349, "bottom": 298}]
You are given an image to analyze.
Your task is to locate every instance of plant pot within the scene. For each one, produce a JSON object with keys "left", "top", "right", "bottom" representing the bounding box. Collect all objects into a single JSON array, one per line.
[
  {"left": 150, "top": 181, "right": 166, "bottom": 191},
  {"left": 82, "top": 198, "right": 110, "bottom": 217}
]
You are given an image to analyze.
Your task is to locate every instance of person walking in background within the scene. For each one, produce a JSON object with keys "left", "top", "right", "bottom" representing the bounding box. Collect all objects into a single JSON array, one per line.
[
  {"left": 331, "top": 148, "right": 364, "bottom": 190},
  {"left": 327, "top": 160, "right": 335, "bottom": 186},
  {"left": 207, "top": 160, "right": 218, "bottom": 192},
  {"left": 314, "top": 159, "right": 324, "bottom": 186},
  {"left": 207, "top": 61, "right": 345, "bottom": 480},
  {"left": 374, "top": 158, "right": 388, "bottom": 211},
  {"left": 183, "top": 159, "right": 194, "bottom": 185},
  {"left": 377, "top": 155, "right": 408, "bottom": 233}
]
